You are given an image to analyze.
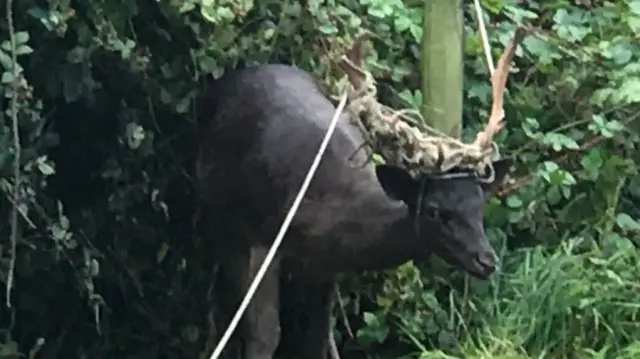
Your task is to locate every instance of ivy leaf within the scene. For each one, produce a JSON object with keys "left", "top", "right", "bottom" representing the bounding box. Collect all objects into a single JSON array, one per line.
[
  {"left": 506, "top": 195, "right": 523, "bottom": 208},
  {"left": 630, "top": 1, "right": 640, "bottom": 15},
  {"left": 198, "top": 55, "right": 217, "bottom": 72},
  {"left": 618, "top": 78, "right": 640, "bottom": 104},
  {"left": 318, "top": 23, "right": 338, "bottom": 35},
  {"left": 367, "top": 7, "right": 385, "bottom": 18},
  {"left": 523, "top": 36, "right": 559, "bottom": 64},
  {"left": 394, "top": 16, "right": 412, "bottom": 32},
  {"left": 602, "top": 43, "right": 633, "bottom": 65},
  {"left": 16, "top": 45, "right": 34, "bottom": 55},
  {"left": 14, "top": 31, "right": 30, "bottom": 45},
  {"left": 37, "top": 161, "right": 55, "bottom": 175},
  {"left": 580, "top": 149, "right": 603, "bottom": 180},
  {"left": 616, "top": 213, "right": 640, "bottom": 231},
  {"left": 588, "top": 114, "right": 623, "bottom": 137},
  {"left": 542, "top": 133, "right": 580, "bottom": 151},
  {"left": 408, "top": 24, "right": 422, "bottom": 42},
  {"left": 628, "top": 16, "right": 640, "bottom": 32},
  {"left": 508, "top": 210, "right": 524, "bottom": 223},
  {"left": 0, "top": 49, "right": 12, "bottom": 70},
  {"left": 1, "top": 71, "right": 12, "bottom": 84},
  {"left": 546, "top": 186, "right": 562, "bottom": 205}
]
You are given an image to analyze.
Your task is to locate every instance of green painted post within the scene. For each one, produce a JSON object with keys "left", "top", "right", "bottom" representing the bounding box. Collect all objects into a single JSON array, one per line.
[{"left": 421, "top": 0, "right": 464, "bottom": 138}]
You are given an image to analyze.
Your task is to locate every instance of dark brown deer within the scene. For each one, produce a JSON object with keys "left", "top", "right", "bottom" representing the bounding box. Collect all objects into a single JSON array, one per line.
[
  {"left": 195, "top": 29, "right": 525, "bottom": 358},
  {"left": 195, "top": 65, "right": 513, "bottom": 359}
]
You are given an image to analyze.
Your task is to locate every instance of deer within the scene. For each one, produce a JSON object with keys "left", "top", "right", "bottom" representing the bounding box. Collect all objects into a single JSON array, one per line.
[{"left": 195, "top": 30, "right": 523, "bottom": 359}]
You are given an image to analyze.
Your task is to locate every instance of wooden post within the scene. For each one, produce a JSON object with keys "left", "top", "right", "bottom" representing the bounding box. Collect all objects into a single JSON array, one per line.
[
  {"left": 420, "top": 0, "right": 464, "bottom": 276},
  {"left": 421, "top": 0, "right": 464, "bottom": 138}
]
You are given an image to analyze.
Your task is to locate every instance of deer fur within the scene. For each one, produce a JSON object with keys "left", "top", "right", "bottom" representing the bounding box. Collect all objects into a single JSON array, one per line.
[{"left": 196, "top": 64, "right": 512, "bottom": 359}]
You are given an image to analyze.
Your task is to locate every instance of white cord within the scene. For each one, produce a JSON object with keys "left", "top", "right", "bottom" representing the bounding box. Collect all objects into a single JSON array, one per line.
[
  {"left": 473, "top": 0, "right": 495, "bottom": 75},
  {"left": 473, "top": 0, "right": 504, "bottom": 119},
  {"left": 208, "top": 92, "right": 349, "bottom": 359}
]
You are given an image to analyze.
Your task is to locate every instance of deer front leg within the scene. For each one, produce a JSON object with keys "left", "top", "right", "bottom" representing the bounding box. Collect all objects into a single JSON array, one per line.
[
  {"left": 284, "top": 280, "right": 335, "bottom": 359},
  {"left": 224, "top": 246, "right": 281, "bottom": 359}
]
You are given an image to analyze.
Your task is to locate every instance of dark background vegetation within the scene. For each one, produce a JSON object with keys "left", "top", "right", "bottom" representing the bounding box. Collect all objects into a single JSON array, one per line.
[{"left": 1, "top": 0, "right": 640, "bottom": 358}]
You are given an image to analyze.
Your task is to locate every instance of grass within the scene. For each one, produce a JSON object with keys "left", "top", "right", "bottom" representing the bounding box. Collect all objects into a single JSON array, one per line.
[{"left": 402, "top": 237, "right": 640, "bottom": 359}]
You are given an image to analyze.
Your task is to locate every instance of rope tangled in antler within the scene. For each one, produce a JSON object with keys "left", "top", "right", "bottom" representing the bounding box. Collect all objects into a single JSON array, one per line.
[
  {"left": 338, "top": 67, "right": 490, "bottom": 174},
  {"left": 335, "top": 27, "right": 528, "bottom": 180}
]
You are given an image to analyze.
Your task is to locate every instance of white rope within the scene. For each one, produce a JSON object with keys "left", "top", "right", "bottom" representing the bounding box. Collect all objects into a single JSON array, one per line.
[
  {"left": 207, "top": 92, "right": 349, "bottom": 359},
  {"left": 473, "top": 0, "right": 495, "bottom": 74},
  {"left": 473, "top": 0, "right": 504, "bottom": 120}
]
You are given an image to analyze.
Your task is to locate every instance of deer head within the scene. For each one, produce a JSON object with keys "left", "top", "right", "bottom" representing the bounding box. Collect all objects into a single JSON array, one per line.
[
  {"left": 335, "top": 28, "right": 526, "bottom": 277},
  {"left": 375, "top": 159, "right": 512, "bottom": 278}
]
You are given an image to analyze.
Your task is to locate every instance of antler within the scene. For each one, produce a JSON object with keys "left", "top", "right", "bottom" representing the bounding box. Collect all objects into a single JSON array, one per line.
[
  {"left": 334, "top": 26, "right": 529, "bottom": 175},
  {"left": 473, "top": 26, "right": 528, "bottom": 149},
  {"left": 337, "top": 33, "right": 369, "bottom": 90}
]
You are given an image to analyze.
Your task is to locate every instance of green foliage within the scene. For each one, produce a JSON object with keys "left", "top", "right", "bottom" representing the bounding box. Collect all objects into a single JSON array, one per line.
[
  {"left": 0, "top": 0, "right": 639, "bottom": 358},
  {"left": 341, "top": 1, "right": 640, "bottom": 358}
]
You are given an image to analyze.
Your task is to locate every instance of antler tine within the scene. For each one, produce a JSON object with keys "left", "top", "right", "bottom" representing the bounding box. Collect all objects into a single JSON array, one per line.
[
  {"left": 474, "top": 26, "right": 528, "bottom": 149},
  {"left": 337, "top": 33, "right": 369, "bottom": 90}
]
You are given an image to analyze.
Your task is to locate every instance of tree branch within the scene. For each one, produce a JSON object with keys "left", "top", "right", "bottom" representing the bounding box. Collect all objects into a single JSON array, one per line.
[{"left": 5, "top": 0, "right": 22, "bottom": 309}]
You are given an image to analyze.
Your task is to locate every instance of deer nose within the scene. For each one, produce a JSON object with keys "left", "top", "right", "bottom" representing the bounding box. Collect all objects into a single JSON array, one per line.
[{"left": 477, "top": 249, "right": 498, "bottom": 271}]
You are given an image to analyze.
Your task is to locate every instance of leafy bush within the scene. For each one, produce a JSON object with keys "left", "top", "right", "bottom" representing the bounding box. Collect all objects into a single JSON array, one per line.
[{"left": 0, "top": 0, "right": 639, "bottom": 358}]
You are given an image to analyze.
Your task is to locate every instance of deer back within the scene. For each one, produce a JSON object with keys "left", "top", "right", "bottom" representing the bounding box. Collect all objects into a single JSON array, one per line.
[{"left": 196, "top": 64, "right": 382, "bottom": 247}]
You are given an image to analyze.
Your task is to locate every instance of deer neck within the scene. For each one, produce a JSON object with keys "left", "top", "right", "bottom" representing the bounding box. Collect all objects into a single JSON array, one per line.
[
  {"left": 284, "top": 184, "right": 429, "bottom": 280},
  {"left": 331, "top": 188, "right": 426, "bottom": 272}
]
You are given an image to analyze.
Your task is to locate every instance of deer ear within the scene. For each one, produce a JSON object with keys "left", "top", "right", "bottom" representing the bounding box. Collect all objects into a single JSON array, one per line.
[
  {"left": 481, "top": 157, "right": 514, "bottom": 194},
  {"left": 376, "top": 165, "right": 417, "bottom": 203}
]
